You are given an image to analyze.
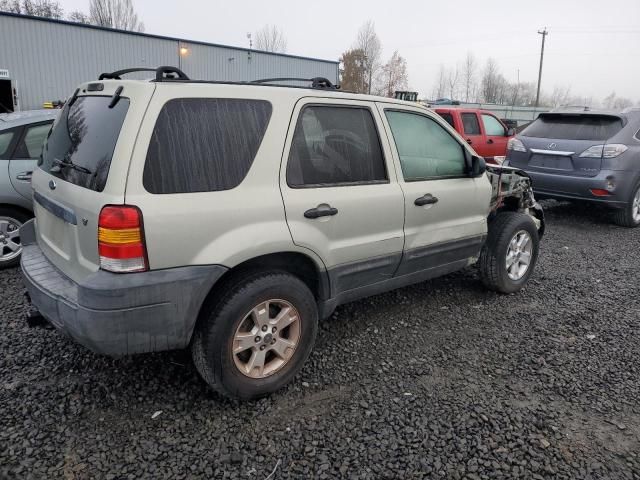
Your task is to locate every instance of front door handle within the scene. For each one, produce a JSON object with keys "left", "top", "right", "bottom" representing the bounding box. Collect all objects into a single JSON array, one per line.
[
  {"left": 466, "top": 139, "right": 473, "bottom": 145},
  {"left": 487, "top": 138, "right": 494, "bottom": 144},
  {"left": 414, "top": 194, "right": 439, "bottom": 206},
  {"left": 304, "top": 204, "right": 339, "bottom": 219},
  {"left": 16, "top": 171, "right": 33, "bottom": 182}
]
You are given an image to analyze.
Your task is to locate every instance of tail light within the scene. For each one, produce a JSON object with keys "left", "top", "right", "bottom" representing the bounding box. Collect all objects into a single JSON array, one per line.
[
  {"left": 507, "top": 137, "right": 527, "bottom": 152},
  {"left": 98, "top": 205, "right": 148, "bottom": 273},
  {"left": 579, "top": 144, "right": 628, "bottom": 158}
]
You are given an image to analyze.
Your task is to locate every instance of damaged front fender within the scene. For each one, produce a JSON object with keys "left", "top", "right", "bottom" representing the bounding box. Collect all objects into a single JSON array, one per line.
[{"left": 486, "top": 164, "right": 546, "bottom": 238}]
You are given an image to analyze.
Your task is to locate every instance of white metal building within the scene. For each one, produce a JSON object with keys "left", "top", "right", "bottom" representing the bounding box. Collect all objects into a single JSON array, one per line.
[{"left": 0, "top": 12, "right": 339, "bottom": 111}]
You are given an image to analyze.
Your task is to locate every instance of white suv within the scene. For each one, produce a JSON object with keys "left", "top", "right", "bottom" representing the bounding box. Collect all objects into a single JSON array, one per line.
[{"left": 21, "top": 67, "right": 545, "bottom": 400}]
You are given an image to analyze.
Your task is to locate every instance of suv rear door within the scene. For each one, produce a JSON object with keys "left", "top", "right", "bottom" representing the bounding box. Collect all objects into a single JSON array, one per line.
[
  {"left": 31, "top": 81, "right": 155, "bottom": 283},
  {"left": 459, "top": 110, "right": 485, "bottom": 154},
  {"left": 377, "top": 103, "right": 491, "bottom": 276},
  {"left": 509, "top": 113, "right": 624, "bottom": 178},
  {"left": 280, "top": 98, "right": 405, "bottom": 295}
]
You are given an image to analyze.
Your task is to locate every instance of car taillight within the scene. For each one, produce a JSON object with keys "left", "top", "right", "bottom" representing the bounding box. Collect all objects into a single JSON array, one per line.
[
  {"left": 507, "top": 137, "right": 527, "bottom": 152},
  {"left": 579, "top": 144, "right": 628, "bottom": 159},
  {"left": 98, "top": 205, "right": 148, "bottom": 273}
]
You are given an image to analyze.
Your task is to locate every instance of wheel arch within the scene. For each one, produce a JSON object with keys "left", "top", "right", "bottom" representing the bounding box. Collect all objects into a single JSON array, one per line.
[{"left": 190, "top": 250, "right": 330, "bottom": 343}]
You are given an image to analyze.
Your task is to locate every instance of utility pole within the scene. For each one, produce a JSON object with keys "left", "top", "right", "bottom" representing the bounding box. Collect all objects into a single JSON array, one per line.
[{"left": 535, "top": 27, "right": 548, "bottom": 108}]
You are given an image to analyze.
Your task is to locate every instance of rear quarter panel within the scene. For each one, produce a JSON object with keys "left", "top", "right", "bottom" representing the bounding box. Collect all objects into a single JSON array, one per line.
[{"left": 124, "top": 84, "right": 322, "bottom": 271}]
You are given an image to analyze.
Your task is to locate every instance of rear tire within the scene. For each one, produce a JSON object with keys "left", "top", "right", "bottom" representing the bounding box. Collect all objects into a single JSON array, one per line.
[
  {"left": 612, "top": 182, "right": 640, "bottom": 228},
  {"left": 479, "top": 212, "right": 540, "bottom": 294},
  {"left": 191, "top": 271, "right": 318, "bottom": 400},
  {"left": 0, "top": 207, "right": 31, "bottom": 270}
]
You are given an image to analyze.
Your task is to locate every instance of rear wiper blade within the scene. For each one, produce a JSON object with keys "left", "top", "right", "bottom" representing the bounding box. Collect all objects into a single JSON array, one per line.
[{"left": 51, "top": 157, "right": 92, "bottom": 174}]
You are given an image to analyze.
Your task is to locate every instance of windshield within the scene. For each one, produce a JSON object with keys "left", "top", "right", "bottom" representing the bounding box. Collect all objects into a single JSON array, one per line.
[
  {"left": 39, "top": 95, "right": 130, "bottom": 192},
  {"left": 521, "top": 114, "right": 623, "bottom": 141}
]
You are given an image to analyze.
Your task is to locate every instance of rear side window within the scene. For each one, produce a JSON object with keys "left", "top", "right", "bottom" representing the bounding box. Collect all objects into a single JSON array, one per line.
[
  {"left": 437, "top": 112, "right": 455, "bottom": 128},
  {"left": 144, "top": 98, "right": 272, "bottom": 194},
  {"left": 522, "top": 115, "right": 623, "bottom": 140},
  {"left": 41, "top": 96, "right": 129, "bottom": 192},
  {"left": 461, "top": 113, "right": 481, "bottom": 135},
  {"left": 13, "top": 123, "right": 52, "bottom": 159},
  {"left": 287, "top": 105, "right": 387, "bottom": 187}
]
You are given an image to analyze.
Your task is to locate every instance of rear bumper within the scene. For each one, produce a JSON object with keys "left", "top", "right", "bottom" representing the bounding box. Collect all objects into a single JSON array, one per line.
[
  {"left": 20, "top": 220, "right": 227, "bottom": 356},
  {"left": 515, "top": 169, "right": 635, "bottom": 207}
]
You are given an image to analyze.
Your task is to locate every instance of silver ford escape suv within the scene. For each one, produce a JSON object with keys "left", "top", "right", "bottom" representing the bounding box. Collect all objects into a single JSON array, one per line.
[
  {"left": 21, "top": 67, "right": 545, "bottom": 400},
  {"left": 505, "top": 108, "right": 640, "bottom": 227}
]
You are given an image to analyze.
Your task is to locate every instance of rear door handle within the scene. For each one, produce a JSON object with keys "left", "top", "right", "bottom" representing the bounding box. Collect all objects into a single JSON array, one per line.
[
  {"left": 466, "top": 139, "right": 473, "bottom": 145},
  {"left": 414, "top": 194, "right": 439, "bottom": 206},
  {"left": 16, "top": 171, "right": 33, "bottom": 182},
  {"left": 487, "top": 138, "right": 494, "bottom": 144},
  {"left": 304, "top": 205, "right": 338, "bottom": 219}
]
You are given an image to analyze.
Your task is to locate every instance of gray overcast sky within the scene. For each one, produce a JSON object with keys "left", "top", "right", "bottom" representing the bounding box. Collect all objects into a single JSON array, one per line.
[{"left": 57, "top": 0, "right": 639, "bottom": 102}]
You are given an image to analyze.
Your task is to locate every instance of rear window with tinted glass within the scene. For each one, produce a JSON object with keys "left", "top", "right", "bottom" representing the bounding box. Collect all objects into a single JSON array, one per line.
[
  {"left": 522, "top": 115, "right": 623, "bottom": 140},
  {"left": 40, "top": 96, "right": 129, "bottom": 192},
  {"left": 437, "top": 112, "right": 455, "bottom": 128},
  {"left": 143, "top": 98, "right": 272, "bottom": 194}
]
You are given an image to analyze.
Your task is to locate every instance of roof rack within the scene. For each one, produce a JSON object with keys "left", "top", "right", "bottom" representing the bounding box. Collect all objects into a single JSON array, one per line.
[
  {"left": 250, "top": 77, "right": 338, "bottom": 89},
  {"left": 98, "top": 66, "right": 189, "bottom": 81},
  {"left": 96, "top": 67, "right": 340, "bottom": 91}
]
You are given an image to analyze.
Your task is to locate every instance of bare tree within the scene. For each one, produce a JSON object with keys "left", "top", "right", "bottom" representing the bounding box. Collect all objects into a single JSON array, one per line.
[
  {"left": 0, "top": 0, "right": 64, "bottom": 18},
  {"left": 354, "top": 20, "right": 382, "bottom": 94},
  {"left": 376, "top": 50, "right": 408, "bottom": 97},
  {"left": 89, "top": 0, "right": 144, "bottom": 32},
  {"left": 431, "top": 64, "right": 447, "bottom": 100},
  {"left": 462, "top": 52, "right": 477, "bottom": 102},
  {"left": 68, "top": 10, "right": 90, "bottom": 23},
  {"left": 254, "top": 25, "right": 287, "bottom": 53},
  {"left": 447, "top": 65, "right": 459, "bottom": 100},
  {"left": 480, "top": 58, "right": 501, "bottom": 103}
]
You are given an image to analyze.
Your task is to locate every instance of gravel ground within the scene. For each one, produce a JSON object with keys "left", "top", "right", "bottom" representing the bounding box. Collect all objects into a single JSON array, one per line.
[{"left": 1, "top": 200, "right": 640, "bottom": 479}]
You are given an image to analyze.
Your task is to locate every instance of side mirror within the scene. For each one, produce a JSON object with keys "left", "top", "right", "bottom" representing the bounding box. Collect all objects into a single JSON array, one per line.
[
  {"left": 506, "top": 128, "right": 515, "bottom": 136},
  {"left": 471, "top": 155, "right": 486, "bottom": 177}
]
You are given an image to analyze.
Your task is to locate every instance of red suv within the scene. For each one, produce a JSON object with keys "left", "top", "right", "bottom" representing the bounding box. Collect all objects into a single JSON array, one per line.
[{"left": 434, "top": 108, "right": 515, "bottom": 163}]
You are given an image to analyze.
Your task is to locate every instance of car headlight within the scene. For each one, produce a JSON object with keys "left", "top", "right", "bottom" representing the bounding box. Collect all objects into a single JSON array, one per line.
[
  {"left": 579, "top": 144, "right": 628, "bottom": 159},
  {"left": 507, "top": 137, "right": 527, "bottom": 152}
]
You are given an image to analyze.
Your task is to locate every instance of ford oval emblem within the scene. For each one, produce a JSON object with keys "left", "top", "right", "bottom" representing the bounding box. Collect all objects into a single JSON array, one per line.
[
  {"left": 49, "top": 180, "right": 57, "bottom": 190},
  {"left": 547, "top": 142, "right": 557, "bottom": 149}
]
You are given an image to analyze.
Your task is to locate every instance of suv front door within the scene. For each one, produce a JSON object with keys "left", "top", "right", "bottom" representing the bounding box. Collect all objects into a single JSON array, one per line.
[
  {"left": 9, "top": 121, "right": 52, "bottom": 200},
  {"left": 480, "top": 113, "right": 509, "bottom": 159},
  {"left": 378, "top": 104, "right": 491, "bottom": 277},
  {"left": 280, "top": 99, "right": 405, "bottom": 296}
]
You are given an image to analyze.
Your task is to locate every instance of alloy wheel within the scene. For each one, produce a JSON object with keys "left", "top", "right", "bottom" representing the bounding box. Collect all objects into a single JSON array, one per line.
[
  {"left": 0, "top": 217, "right": 23, "bottom": 264},
  {"left": 632, "top": 187, "right": 640, "bottom": 223},
  {"left": 231, "top": 299, "right": 301, "bottom": 379},
  {"left": 505, "top": 230, "right": 533, "bottom": 281}
]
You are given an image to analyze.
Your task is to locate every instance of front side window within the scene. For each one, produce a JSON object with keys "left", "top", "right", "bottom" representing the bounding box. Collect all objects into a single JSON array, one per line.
[
  {"left": 14, "top": 123, "right": 52, "bottom": 159},
  {"left": 287, "top": 105, "right": 387, "bottom": 187},
  {"left": 144, "top": 98, "right": 272, "bottom": 194},
  {"left": 385, "top": 110, "right": 466, "bottom": 181},
  {"left": 41, "top": 96, "right": 130, "bottom": 192},
  {"left": 482, "top": 114, "right": 505, "bottom": 136},
  {"left": 0, "top": 130, "right": 15, "bottom": 158},
  {"left": 461, "top": 113, "right": 481, "bottom": 135}
]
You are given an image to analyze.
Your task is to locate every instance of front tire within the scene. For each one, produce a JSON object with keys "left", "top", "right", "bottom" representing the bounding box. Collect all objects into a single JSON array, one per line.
[
  {"left": 479, "top": 212, "right": 540, "bottom": 293},
  {"left": 0, "top": 207, "right": 31, "bottom": 270},
  {"left": 191, "top": 271, "right": 318, "bottom": 400},
  {"left": 612, "top": 182, "right": 640, "bottom": 228}
]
